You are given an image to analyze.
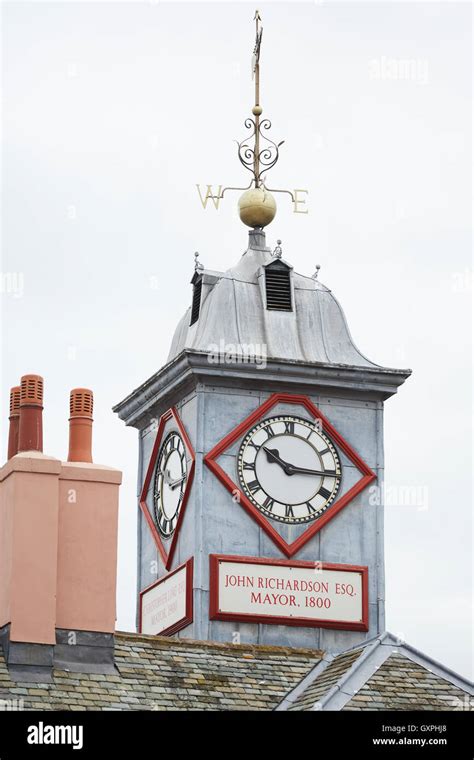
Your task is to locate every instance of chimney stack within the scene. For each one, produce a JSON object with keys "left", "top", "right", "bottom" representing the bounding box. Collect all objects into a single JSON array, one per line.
[
  {"left": 18, "top": 374, "right": 44, "bottom": 453},
  {"left": 67, "top": 388, "right": 93, "bottom": 463},
  {"left": 7, "top": 387, "right": 21, "bottom": 459},
  {"left": 1, "top": 376, "right": 121, "bottom": 680}
]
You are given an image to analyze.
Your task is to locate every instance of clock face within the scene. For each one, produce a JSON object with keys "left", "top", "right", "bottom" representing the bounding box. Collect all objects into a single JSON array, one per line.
[
  {"left": 153, "top": 431, "right": 187, "bottom": 537},
  {"left": 237, "top": 415, "right": 342, "bottom": 524}
]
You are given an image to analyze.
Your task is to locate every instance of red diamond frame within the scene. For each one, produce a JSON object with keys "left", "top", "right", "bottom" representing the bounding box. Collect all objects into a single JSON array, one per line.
[
  {"left": 140, "top": 407, "right": 195, "bottom": 570},
  {"left": 204, "top": 393, "right": 376, "bottom": 558}
]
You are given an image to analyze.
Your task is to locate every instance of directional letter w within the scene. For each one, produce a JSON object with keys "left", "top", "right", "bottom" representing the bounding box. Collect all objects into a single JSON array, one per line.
[{"left": 196, "top": 184, "right": 223, "bottom": 210}]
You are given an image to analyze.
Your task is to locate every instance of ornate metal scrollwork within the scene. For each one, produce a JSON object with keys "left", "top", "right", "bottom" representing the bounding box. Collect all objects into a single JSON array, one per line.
[{"left": 236, "top": 117, "right": 284, "bottom": 187}]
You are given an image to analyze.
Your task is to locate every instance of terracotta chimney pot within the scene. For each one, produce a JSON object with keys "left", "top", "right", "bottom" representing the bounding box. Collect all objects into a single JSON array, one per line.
[
  {"left": 18, "top": 374, "right": 44, "bottom": 453},
  {"left": 67, "top": 388, "right": 93, "bottom": 463}
]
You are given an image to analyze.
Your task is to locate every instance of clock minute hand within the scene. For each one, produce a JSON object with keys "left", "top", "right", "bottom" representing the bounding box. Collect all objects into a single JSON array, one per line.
[
  {"left": 262, "top": 447, "right": 331, "bottom": 478},
  {"left": 286, "top": 464, "right": 334, "bottom": 477}
]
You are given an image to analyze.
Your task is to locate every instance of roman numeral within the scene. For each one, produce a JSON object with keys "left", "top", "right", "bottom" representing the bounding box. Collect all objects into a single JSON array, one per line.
[
  {"left": 242, "top": 462, "right": 255, "bottom": 470},
  {"left": 306, "top": 502, "right": 317, "bottom": 514},
  {"left": 247, "top": 480, "right": 261, "bottom": 494},
  {"left": 263, "top": 496, "right": 274, "bottom": 511},
  {"left": 284, "top": 420, "right": 295, "bottom": 434},
  {"left": 318, "top": 447, "right": 330, "bottom": 455},
  {"left": 248, "top": 441, "right": 261, "bottom": 452},
  {"left": 285, "top": 505, "right": 295, "bottom": 518},
  {"left": 318, "top": 486, "right": 332, "bottom": 500},
  {"left": 265, "top": 425, "right": 276, "bottom": 438}
]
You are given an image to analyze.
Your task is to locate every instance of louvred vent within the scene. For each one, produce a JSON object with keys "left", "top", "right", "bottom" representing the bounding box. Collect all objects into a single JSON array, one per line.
[
  {"left": 70, "top": 389, "right": 93, "bottom": 418},
  {"left": 190, "top": 277, "right": 202, "bottom": 325},
  {"left": 20, "top": 375, "right": 43, "bottom": 406},
  {"left": 265, "top": 263, "right": 292, "bottom": 311}
]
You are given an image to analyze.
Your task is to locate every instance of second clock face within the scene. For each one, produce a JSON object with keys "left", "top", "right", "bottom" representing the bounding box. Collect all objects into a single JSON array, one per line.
[
  {"left": 153, "top": 431, "right": 187, "bottom": 537},
  {"left": 237, "top": 415, "right": 342, "bottom": 524}
]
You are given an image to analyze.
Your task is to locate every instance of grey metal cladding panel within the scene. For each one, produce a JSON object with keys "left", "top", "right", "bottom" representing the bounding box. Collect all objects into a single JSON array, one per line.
[
  {"left": 167, "top": 309, "right": 190, "bottom": 362},
  {"left": 262, "top": 307, "right": 302, "bottom": 362},
  {"left": 201, "top": 390, "right": 261, "bottom": 453},
  {"left": 267, "top": 400, "right": 312, "bottom": 420},
  {"left": 201, "top": 469, "right": 260, "bottom": 570},
  {"left": 176, "top": 391, "right": 198, "bottom": 451},
  {"left": 318, "top": 401, "right": 379, "bottom": 470},
  {"left": 174, "top": 489, "right": 196, "bottom": 568},
  {"left": 294, "top": 287, "right": 330, "bottom": 363},
  {"left": 318, "top": 290, "right": 377, "bottom": 367},
  {"left": 140, "top": 429, "right": 156, "bottom": 488},
  {"left": 207, "top": 617, "right": 259, "bottom": 645},
  {"left": 259, "top": 623, "right": 320, "bottom": 650},
  {"left": 232, "top": 278, "right": 266, "bottom": 349},
  {"left": 140, "top": 514, "right": 160, "bottom": 591},
  {"left": 320, "top": 627, "right": 368, "bottom": 653},
  {"left": 195, "top": 278, "right": 241, "bottom": 350},
  {"left": 319, "top": 497, "right": 366, "bottom": 564}
]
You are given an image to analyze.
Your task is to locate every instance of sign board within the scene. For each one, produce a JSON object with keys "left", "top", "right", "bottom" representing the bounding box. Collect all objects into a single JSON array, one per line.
[
  {"left": 209, "top": 555, "right": 368, "bottom": 631},
  {"left": 139, "top": 558, "right": 193, "bottom": 636}
]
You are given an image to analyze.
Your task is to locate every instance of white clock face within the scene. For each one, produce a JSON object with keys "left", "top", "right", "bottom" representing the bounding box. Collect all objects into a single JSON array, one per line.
[
  {"left": 237, "top": 415, "right": 342, "bottom": 524},
  {"left": 153, "top": 432, "right": 187, "bottom": 537}
]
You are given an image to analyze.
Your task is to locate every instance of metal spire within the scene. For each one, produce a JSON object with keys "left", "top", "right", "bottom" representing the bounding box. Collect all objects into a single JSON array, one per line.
[{"left": 236, "top": 10, "right": 284, "bottom": 189}]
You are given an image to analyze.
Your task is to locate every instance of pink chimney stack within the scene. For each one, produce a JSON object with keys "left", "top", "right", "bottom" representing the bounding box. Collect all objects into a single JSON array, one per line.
[{"left": 0, "top": 375, "right": 121, "bottom": 679}]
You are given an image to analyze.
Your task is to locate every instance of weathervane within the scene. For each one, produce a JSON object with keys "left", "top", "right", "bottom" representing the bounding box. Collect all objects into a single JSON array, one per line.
[{"left": 196, "top": 10, "right": 308, "bottom": 228}]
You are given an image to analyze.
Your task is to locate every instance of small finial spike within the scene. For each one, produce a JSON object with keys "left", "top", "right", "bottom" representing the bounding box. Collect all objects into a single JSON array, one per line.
[
  {"left": 194, "top": 251, "right": 204, "bottom": 272},
  {"left": 272, "top": 239, "right": 283, "bottom": 259},
  {"left": 312, "top": 264, "right": 321, "bottom": 280}
]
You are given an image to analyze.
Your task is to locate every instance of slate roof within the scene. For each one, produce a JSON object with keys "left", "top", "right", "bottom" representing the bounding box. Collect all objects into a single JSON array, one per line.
[
  {"left": 343, "top": 653, "right": 471, "bottom": 711},
  {"left": 277, "top": 633, "right": 473, "bottom": 712},
  {"left": 0, "top": 632, "right": 321, "bottom": 711},
  {"left": 1, "top": 631, "right": 471, "bottom": 711}
]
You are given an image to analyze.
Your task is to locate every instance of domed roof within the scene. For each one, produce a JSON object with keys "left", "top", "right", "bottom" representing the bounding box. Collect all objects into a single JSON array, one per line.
[{"left": 167, "top": 230, "right": 381, "bottom": 369}]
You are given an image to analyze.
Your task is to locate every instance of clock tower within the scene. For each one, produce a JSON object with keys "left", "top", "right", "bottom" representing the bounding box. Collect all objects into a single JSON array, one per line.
[{"left": 113, "top": 13, "right": 411, "bottom": 653}]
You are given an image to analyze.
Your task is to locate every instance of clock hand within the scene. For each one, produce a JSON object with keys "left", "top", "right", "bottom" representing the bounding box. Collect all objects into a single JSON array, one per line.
[
  {"left": 161, "top": 469, "right": 185, "bottom": 489},
  {"left": 169, "top": 475, "right": 185, "bottom": 491},
  {"left": 262, "top": 447, "right": 334, "bottom": 478},
  {"left": 286, "top": 464, "right": 336, "bottom": 477},
  {"left": 262, "top": 446, "right": 291, "bottom": 471}
]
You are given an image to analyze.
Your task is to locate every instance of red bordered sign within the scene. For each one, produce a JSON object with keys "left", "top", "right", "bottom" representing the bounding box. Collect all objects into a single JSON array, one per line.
[
  {"left": 210, "top": 555, "right": 368, "bottom": 632},
  {"left": 139, "top": 558, "right": 193, "bottom": 636}
]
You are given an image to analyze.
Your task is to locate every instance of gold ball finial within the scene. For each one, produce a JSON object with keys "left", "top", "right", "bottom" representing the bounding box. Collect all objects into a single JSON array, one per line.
[
  {"left": 252, "top": 104, "right": 263, "bottom": 116},
  {"left": 238, "top": 187, "right": 277, "bottom": 228}
]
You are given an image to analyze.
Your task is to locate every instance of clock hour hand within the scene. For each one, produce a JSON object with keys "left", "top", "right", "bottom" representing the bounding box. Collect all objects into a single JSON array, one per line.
[
  {"left": 161, "top": 469, "right": 185, "bottom": 490},
  {"left": 262, "top": 446, "right": 291, "bottom": 471},
  {"left": 262, "top": 447, "right": 333, "bottom": 478}
]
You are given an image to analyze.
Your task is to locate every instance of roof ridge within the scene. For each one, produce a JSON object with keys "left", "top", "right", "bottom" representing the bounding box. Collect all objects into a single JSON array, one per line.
[
  {"left": 381, "top": 634, "right": 474, "bottom": 693},
  {"left": 114, "top": 630, "right": 324, "bottom": 658},
  {"left": 275, "top": 635, "right": 387, "bottom": 711}
]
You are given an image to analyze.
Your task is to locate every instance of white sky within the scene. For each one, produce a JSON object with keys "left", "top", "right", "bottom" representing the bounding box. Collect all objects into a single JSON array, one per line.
[{"left": 1, "top": 1, "right": 472, "bottom": 679}]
